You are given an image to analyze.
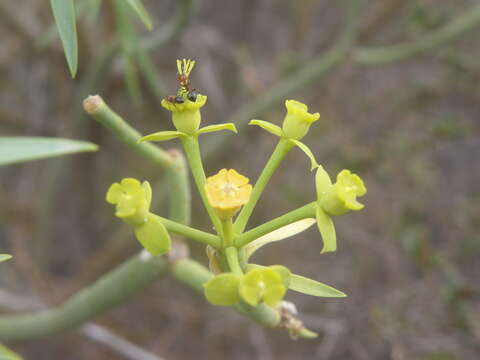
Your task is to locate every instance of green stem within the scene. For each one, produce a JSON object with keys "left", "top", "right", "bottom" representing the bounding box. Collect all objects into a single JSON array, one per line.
[
  {"left": 222, "top": 218, "right": 234, "bottom": 247},
  {"left": 0, "top": 253, "right": 169, "bottom": 342},
  {"left": 354, "top": 3, "right": 480, "bottom": 65},
  {"left": 225, "top": 247, "right": 243, "bottom": 275},
  {"left": 180, "top": 136, "right": 223, "bottom": 235},
  {"left": 84, "top": 95, "right": 172, "bottom": 168},
  {"left": 235, "top": 202, "right": 317, "bottom": 248},
  {"left": 152, "top": 214, "right": 220, "bottom": 248},
  {"left": 235, "top": 138, "right": 294, "bottom": 233}
]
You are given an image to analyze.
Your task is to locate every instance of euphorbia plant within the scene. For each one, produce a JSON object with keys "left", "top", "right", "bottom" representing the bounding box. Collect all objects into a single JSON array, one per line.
[{"left": 100, "top": 59, "right": 367, "bottom": 338}]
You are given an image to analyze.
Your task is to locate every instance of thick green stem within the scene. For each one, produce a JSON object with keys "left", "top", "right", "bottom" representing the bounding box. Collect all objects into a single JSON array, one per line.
[
  {"left": 84, "top": 95, "right": 172, "bottom": 167},
  {"left": 235, "top": 138, "right": 294, "bottom": 233},
  {"left": 152, "top": 214, "right": 220, "bottom": 248},
  {"left": 235, "top": 202, "right": 317, "bottom": 248},
  {"left": 0, "top": 253, "right": 169, "bottom": 342},
  {"left": 180, "top": 136, "right": 223, "bottom": 235},
  {"left": 355, "top": 3, "right": 480, "bottom": 65}
]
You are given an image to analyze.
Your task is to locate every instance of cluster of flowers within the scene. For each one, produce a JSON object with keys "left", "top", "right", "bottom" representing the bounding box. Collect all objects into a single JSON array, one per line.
[{"left": 106, "top": 59, "right": 366, "bottom": 310}]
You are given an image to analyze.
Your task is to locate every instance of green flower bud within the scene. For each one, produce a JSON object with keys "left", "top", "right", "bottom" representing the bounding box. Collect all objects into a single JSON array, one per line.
[
  {"left": 106, "top": 178, "right": 151, "bottom": 226},
  {"left": 318, "top": 169, "right": 366, "bottom": 216},
  {"left": 281, "top": 100, "right": 320, "bottom": 140},
  {"left": 161, "top": 94, "right": 207, "bottom": 135},
  {"left": 239, "top": 268, "right": 286, "bottom": 307},
  {"left": 203, "top": 273, "right": 241, "bottom": 306}
]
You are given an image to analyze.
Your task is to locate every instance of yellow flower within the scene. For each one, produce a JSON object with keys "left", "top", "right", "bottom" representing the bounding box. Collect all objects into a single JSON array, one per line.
[
  {"left": 281, "top": 99, "right": 320, "bottom": 140},
  {"left": 205, "top": 169, "right": 252, "bottom": 219}
]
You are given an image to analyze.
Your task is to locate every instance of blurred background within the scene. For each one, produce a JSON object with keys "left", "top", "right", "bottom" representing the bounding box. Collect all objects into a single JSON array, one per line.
[{"left": 1, "top": 0, "right": 480, "bottom": 359}]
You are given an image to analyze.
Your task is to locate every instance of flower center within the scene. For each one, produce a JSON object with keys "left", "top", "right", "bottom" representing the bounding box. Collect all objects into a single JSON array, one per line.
[{"left": 221, "top": 182, "right": 238, "bottom": 197}]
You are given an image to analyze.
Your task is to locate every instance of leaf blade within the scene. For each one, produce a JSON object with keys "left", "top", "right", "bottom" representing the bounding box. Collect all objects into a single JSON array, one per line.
[
  {"left": 249, "top": 120, "right": 283, "bottom": 137},
  {"left": 49, "top": 0, "right": 78, "bottom": 77},
  {"left": 244, "top": 218, "right": 316, "bottom": 260},
  {"left": 289, "top": 274, "right": 346, "bottom": 297},
  {"left": 137, "top": 131, "right": 186, "bottom": 143},
  {"left": 290, "top": 139, "right": 319, "bottom": 171},
  {"left": 125, "top": 0, "right": 153, "bottom": 30},
  {"left": 0, "top": 137, "right": 98, "bottom": 166},
  {"left": 0, "top": 255, "right": 12, "bottom": 263},
  {"left": 196, "top": 123, "right": 238, "bottom": 136}
]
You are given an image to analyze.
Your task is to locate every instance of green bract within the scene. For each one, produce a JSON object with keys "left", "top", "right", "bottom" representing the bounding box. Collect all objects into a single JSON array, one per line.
[
  {"left": 281, "top": 99, "right": 320, "bottom": 140},
  {"left": 134, "top": 214, "right": 171, "bottom": 256},
  {"left": 203, "top": 273, "right": 241, "bottom": 306},
  {"left": 160, "top": 94, "right": 207, "bottom": 135},
  {"left": 239, "top": 268, "right": 286, "bottom": 307},
  {"left": 106, "top": 178, "right": 151, "bottom": 225},
  {"left": 315, "top": 166, "right": 367, "bottom": 253}
]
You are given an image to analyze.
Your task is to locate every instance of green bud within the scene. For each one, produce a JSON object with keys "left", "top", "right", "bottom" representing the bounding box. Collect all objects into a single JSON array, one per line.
[
  {"left": 203, "top": 273, "right": 242, "bottom": 306},
  {"left": 239, "top": 268, "right": 286, "bottom": 307},
  {"left": 106, "top": 178, "right": 152, "bottom": 226},
  {"left": 281, "top": 100, "right": 320, "bottom": 140}
]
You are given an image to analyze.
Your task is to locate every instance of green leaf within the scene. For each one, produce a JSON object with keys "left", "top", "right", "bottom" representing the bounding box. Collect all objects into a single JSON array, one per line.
[
  {"left": 0, "top": 344, "right": 23, "bottom": 359},
  {"left": 289, "top": 274, "right": 346, "bottom": 297},
  {"left": 0, "top": 137, "right": 98, "bottom": 166},
  {"left": 0, "top": 255, "right": 12, "bottom": 263},
  {"left": 244, "top": 218, "right": 316, "bottom": 260},
  {"left": 316, "top": 206, "right": 337, "bottom": 253},
  {"left": 196, "top": 123, "right": 238, "bottom": 136},
  {"left": 134, "top": 214, "right": 171, "bottom": 256},
  {"left": 249, "top": 120, "right": 283, "bottom": 137},
  {"left": 203, "top": 273, "right": 241, "bottom": 306},
  {"left": 125, "top": 0, "right": 153, "bottom": 30},
  {"left": 137, "top": 131, "right": 186, "bottom": 143},
  {"left": 49, "top": 0, "right": 78, "bottom": 78},
  {"left": 289, "top": 139, "right": 319, "bottom": 171}
]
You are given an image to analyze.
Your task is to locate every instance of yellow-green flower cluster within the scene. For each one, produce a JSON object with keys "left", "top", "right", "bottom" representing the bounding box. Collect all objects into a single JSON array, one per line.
[
  {"left": 106, "top": 178, "right": 171, "bottom": 255},
  {"left": 203, "top": 266, "right": 290, "bottom": 307},
  {"left": 315, "top": 166, "right": 367, "bottom": 253}
]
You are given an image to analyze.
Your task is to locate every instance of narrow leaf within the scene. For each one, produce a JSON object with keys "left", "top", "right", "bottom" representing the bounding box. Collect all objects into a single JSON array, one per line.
[
  {"left": 289, "top": 139, "right": 319, "bottom": 171},
  {"left": 125, "top": 0, "right": 153, "bottom": 30},
  {"left": 289, "top": 274, "right": 346, "bottom": 297},
  {"left": 316, "top": 206, "right": 337, "bottom": 253},
  {"left": 0, "top": 255, "right": 12, "bottom": 263},
  {"left": 0, "top": 137, "right": 98, "bottom": 166},
  {"left": 137, "top": 131, "right": 186, "bottom": 143},
  {"left": 49, "top": 0, "right": 78, "bottom": 77},
  {"left": 244, "top": 218, "right": 316, "bottom": 260},
  {"left": 196, "top": 123, "right": 238, "bottom": 136},
  {"left": 0, "top": 344, "right": 23, "bottom": 359},
  {"left": 249, "top": 120, "right": 283, "bottom": 137},
  {"left": 134, "top": 214, "right": 171, "bottom": 256}
]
